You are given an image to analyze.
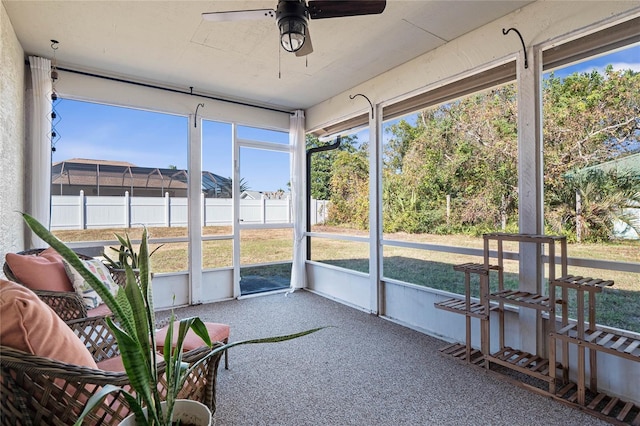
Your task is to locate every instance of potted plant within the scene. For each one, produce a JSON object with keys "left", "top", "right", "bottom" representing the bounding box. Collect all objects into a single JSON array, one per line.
[
  {"left": 102, "top": 232, "right": 164, "bottom": 287},
  {"left": 23, "top": 213, "right": 321, "bottom": 426}
]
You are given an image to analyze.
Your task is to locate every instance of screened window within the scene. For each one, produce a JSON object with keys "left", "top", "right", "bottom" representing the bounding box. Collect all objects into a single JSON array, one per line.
[
  {"left": 51, "top": 99, "right": 189, "bottom": 271},
  {"left": 542, "top": 21, "right": 640, "bottom": 332},
  {"left": 380, "top": 65, "right": 518, "bottom": 295},
  {"left": 308, "top": 126, "right": 371, "bottom": 274}
]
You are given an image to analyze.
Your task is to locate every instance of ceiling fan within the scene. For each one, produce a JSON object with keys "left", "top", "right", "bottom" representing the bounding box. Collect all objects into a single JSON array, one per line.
[{"left": 202, "top": 0, "right": 387, "bottom": 57}]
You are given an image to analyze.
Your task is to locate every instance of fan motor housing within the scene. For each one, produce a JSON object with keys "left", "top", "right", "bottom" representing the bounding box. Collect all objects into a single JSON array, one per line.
[{"left": 276, "top": 0, "right": 308, "bottom": 23}]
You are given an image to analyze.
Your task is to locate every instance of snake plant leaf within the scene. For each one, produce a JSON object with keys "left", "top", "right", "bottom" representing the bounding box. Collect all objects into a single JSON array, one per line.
[
  {"left": 167, "top": 320, "right": 190, "bottom": 419},
  {"left": 123, "top": 264, "right": 153, "bottom": 373},
  {"left": 138, "top": 229, "right": 154, "bottom": 325},
  {"left": 22, "top": 213, "right": 135, "bottom": 335},
  {"left": 182, "top": 327, "right": 327, "bottom": 390},
  {"left": 106, "top": 316, "right": 156, "bottom": 414},
  {"left": 115, "top": 233, "right": 129, "bottom": 247},
  {"left": 115, "top": 283, "right": 134, "bottom": 325},
  {"left": 125, "top": 233, "right": 139, "bottom": 268},
  {"left": 162, "top": 313, "right": 176, "bottom": 401},
  {"left": 186, "top": 317, "right": 213, "bottom": 348},
  {"left": 73, "top": 384, "right": 146, "bottom": 426},
  {"left": 232, "top": 327, "right": 327, "bottom": 345}
]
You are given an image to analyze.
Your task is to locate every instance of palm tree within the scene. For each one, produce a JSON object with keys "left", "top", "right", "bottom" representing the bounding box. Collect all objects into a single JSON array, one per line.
[
  {"left": 216, "top": 177, "right": 250, "bottom": 198},
  {"left": 553, "top": 169, "right": 640, "bottom": 242}
]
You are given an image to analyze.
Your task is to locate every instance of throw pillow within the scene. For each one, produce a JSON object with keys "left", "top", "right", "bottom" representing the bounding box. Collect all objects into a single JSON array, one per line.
[
  {"left": 5, "top": 249, "right": 73, "bottom": 292},
  {"left": 64, "top": 258, "right": 120, "bottom": 309},
  {"left": 0, "top": 279, "right": 98, "bottom": 368}
]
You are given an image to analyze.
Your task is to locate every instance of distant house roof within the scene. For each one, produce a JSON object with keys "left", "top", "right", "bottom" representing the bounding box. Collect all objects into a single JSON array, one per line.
[
  {"left": 240, "top": 190, "right": 290, "bottom": 200},
  {"left": 240, "top": 191, "right": 263, "bottom": 200},
  {"left": 569, "top": 153, "right": 640, "bottom": 178},
  {"left": 52, "top": 159, "right": 230, "bottom": 195},
  {"left": 62, "top": 158, "right": 136, "bottom": 167}
]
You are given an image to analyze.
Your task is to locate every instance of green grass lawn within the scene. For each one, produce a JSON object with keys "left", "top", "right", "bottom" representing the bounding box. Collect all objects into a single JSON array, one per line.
[
  {"left": 54, "top": 226, "right": 640, "bottom": 332},
  {"left": 306, "top": 227, "right": 639, "bottom": 333}
]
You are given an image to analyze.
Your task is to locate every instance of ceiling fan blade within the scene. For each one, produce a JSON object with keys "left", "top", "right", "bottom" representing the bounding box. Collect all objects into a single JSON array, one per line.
[
  {"left": 202, "top": 9, "right": 275, "bottom": 22},
  {"left": 295, "top": 28, "right": 314, "bottom": 57},
  {"left": 307, "top": 0, "right": 386, "bottom": 20}
]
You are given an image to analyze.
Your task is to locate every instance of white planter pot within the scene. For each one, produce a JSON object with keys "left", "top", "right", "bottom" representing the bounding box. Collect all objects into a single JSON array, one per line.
[{"left": 119, "top": 399, "right": 212, "bottom": 426}]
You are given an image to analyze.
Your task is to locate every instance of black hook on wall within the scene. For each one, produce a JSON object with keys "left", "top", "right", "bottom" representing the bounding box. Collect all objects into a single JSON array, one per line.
[
  {"left": 502, "top": 27, "right": 528, "bottom": 69},
  {"left": 349, "top": 93, "right": 374, "bottom": 120},
  {"left": 194, "top": 103, "right": 204, "bottom": 128}
]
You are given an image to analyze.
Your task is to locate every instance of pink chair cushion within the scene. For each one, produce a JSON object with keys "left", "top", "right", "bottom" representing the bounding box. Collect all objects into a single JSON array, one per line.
[
  {"left": 96, "top": 355, "right": 126, "bottom": 373},
  {"left": 87, "top": 303, "right": 112, "bottom": 317},
  {"left": 5, "top": 248, "right": 73, "bottom": 292},
  {"left": 155, "top": 321, "right": 230, "bottom": 352},
  {"left": 97, "top": 352, "right": 163, "bottom": 373},
  {"left": 0, "top": 279, "right": 97, "bottom": 368}
]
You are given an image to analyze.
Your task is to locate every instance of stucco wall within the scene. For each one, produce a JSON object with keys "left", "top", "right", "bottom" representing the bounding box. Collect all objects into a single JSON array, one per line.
[{"left": 0, "top": 1, "right": 25, "bottom": 267}]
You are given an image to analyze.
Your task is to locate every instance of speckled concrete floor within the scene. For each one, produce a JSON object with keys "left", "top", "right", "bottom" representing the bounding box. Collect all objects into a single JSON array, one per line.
[{"left": 169, "top": 290, "right": 608, "bottom": 426}]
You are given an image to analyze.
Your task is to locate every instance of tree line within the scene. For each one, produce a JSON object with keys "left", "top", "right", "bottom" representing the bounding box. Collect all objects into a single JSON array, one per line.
[{"left": 308, "top": 66, "right": 640, "bottom": 243}]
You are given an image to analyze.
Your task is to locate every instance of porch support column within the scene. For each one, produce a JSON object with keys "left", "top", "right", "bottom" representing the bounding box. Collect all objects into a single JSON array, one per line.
[
  {"left": 369, "top": 103, "right": 383, "bottom": 315},
  {"left": 188, "top": 114, "right": 203, "bottom": 303},
  {"left": 231, "top": 124, "right": 241, "bottom": 298},
  {"left": 517, "top": 45, "right": 544, "bottom": 355}
]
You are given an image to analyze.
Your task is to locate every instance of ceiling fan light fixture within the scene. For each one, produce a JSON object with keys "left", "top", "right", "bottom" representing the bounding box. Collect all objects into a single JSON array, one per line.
[
  {"left": 202, "top": 0, "right": 387, "bottom": 56},
  {"left": 279, "top": 16, "right": 306, "bottom": 52}
]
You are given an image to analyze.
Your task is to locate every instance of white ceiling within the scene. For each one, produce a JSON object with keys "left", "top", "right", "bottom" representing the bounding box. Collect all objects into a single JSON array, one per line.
[{"left": 4, "top": 1, "right": 533, "bottom": 111}]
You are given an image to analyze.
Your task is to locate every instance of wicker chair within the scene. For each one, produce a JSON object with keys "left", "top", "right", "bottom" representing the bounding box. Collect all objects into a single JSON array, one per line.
[
  {"left": 3, "top": 250, "right": 229, "bottom": 366},
  {"left": 3, "top": 248, "right": 98, "bottom": 321},
  {"left": 0, "top": 315, "right": 224, "bottom": 426}
]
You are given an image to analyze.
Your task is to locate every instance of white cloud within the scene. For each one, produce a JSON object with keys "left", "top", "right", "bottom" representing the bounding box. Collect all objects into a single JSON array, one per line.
[
  {"left": 573, "top": 62, "right": 640, "bottom": 75},
  {"left": 609, "top": 62, "right": 640, "bottom": 72}
]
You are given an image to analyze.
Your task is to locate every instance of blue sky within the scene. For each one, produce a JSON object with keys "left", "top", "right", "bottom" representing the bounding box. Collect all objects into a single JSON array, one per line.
[
  {"left": 380, "top": 44, "right": 640, "bottom": 133},
  {"left": 546, "top": 44, "right": 640, "bottom": 78},
  {"left": 53, "top": 44, "right": 639, "bottom": 193},
  {"left": 53, "top": 102, "right": 290, "bottom": 192}
]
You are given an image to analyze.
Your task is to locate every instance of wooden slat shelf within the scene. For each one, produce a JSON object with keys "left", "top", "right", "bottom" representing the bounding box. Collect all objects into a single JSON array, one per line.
[
  {"left": 490, "top": 290, "right": 550, "bottom": 311},
  {"left": 548, "top": 270, "right": 624, "bottom": 407},
  {"left": 442, "top": 232, "right": 638, "bottom": 424},
  {"left": 552, "top": 275, "right": 615, "bottom": 292},
  {"left": 483, "top": 232, "right": 566, "bottom": 244},
  {"left": 453, "top": 262, "right": 501, "bottom": 275},
  {"left": 550, "top": 383, "right": 640, "bottom": 426},
  {"left": 439, "top": 343, "right": 485, "bottom": 366},
  {"left": 485, "top": 347, "right": 558, "bottom": 383},
  {"left": 551, "top": 328, "right": 640, "bottom": 362},
  {"left": 439, "top": 344, "right": 640, "bottom": 426},
  {"left": 434, "top": 298, "right": 498, "bottom": 318}
]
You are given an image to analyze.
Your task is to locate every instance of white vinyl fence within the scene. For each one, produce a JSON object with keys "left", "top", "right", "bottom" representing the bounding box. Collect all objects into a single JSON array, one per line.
[{"left": 51, "top": 192, "right": 329, "bottom": 230}]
